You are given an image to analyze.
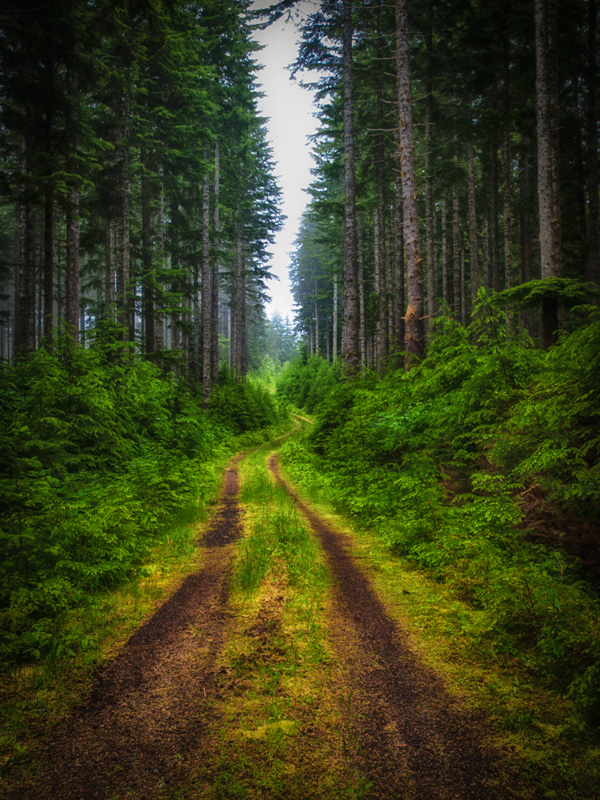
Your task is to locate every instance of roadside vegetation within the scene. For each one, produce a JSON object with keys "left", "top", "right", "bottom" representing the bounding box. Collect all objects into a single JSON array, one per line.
[
  {"left": 276, "top": 304, "right": 600, "bottom": 796},
  {"left": 0, "top": 335, "right": 288, "bottom": 673}
]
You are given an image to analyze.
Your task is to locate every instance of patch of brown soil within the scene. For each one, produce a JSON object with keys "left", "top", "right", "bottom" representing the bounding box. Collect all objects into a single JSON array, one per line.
[
  {"left": 269, "top": 453, "right": 517, "bottom": 800},
  {"left": 4, "top": 458, "right": 245, "bottom": 800},
  {"left": 201, "top": 455, "right": 243, "bottom": 548}
]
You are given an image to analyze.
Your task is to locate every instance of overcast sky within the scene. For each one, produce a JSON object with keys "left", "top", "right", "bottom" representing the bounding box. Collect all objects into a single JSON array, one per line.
[{"left": 250, "top": 1, "right": 319, "bottom": 321}]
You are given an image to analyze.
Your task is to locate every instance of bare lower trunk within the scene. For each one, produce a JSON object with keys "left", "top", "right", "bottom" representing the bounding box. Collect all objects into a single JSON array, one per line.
[
  {"left": 490, "top": 132, "right": 500, "bottom": 292},
  {"left": 234, "top": 224, "right": 245, "bottom": 382},
  {"left": 116, "top": 153, "right": 131, "bottom": 346},
  {"left": 503, "top": 40, "right": 514, "bottom": 303},
  {"left": 155, "top": 164, "right": 165, "bottom": 354},
  {"left": 394, "top": 179, "right": 405, "bottom": 356},
  {"left": 357, "top": 216, "right": 365, "bottom": 369},
  {"left": 482, "top": 216, "right": 490, "bottom": 290},
  {"left": 535, "top": 0, "right": 560, "bottom": 345},
  {"left": 202, "top": 161, "right": 211, "bottom": 408},
  {"left": 520, "top": 153, "right": 535, "bottom": 334},
  {"left": 586, "top": 0, "right": 599, "bottom": 283},
  {"left": 460, "top": 244, "right": 466, "bottom": 326},
  {"left": 441, "top": 196, "right": 449, "bottom": 306},
  {"left": 374, "top": 206, "right": 387, "bottom": 373},
  {"left": 16, "top": 180, "right": 36, "bottom": 357},
  {"left": 425, "top": 79, "right": 436, "bottom": 325},
  {"left": 105, "top": 220, "right": 116, "bottom": 320},
  {"left": 141, "top": 153, "right": 155, "bottom": 356},
  {"left": 396, "top": 0, "right": 423, "bottom": 368},
  {"left": 211, "top": 141, "right": 220, "bottom": 385},
  {"left": 466, "top": 141, "right": 478, "bottom": 316},
  {"left": 333, "top": 267, "right": 339, "bottom": 362},
  {"left": 452, "top": 183, "right": 460, "bottom": 319},
  {"left": 43, "top": 183, "right": 54, "bottom": 343},
  {"left": 314, "top": 287, "right": 320, "bottom": 357},
  {"left": 342, "top": 0, "right": 359, "bottom": 376},
  {"left": 193, "top": 262, "right": 200, "bottom": 387},
  {"left": 65, "top": 180, "right": 80, "bottom": 341}
]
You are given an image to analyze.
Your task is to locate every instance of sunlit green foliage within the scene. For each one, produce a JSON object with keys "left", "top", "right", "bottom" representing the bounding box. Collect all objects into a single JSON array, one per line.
[
  {"left": 0, "top": 336, "right": 285, "bottom": 667},
  {"left": 278, "top": 308, "right": 600, "bottom": 726},
  {"left": 276, "top": 350, "right": 343, "bottom": 413}
]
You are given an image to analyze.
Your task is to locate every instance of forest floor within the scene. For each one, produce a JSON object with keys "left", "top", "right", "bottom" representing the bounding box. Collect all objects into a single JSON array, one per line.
[{"left": 0, "top": 435, "right": 552, "bottom": 799}]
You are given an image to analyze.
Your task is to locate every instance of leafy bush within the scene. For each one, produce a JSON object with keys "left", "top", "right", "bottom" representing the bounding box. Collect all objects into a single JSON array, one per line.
[
  {"left": 276, "top": 352, "right": 342, "bottom": 413},
  {"left": 210, "top": 376, "right": 286, "bottom": 434},
  {"left": 277, "top": 308, "right": 600, "bottom": 724},
  {"left": 0, "top": 338, "right": 280, "bottom": 667}
]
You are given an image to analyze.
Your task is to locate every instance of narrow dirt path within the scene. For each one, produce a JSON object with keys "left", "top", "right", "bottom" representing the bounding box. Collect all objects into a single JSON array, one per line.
[
  {"left": 7, "top": 456, "right": 246, "bottom": 800},
  {"left": 269, "top": 452, "right": 515, "bottom": 800}
]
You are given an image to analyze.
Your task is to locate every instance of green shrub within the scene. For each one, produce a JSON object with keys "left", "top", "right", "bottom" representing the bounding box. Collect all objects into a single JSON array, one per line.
[{"left": 277, "top": 308, "right": 600, "bottom": 724}]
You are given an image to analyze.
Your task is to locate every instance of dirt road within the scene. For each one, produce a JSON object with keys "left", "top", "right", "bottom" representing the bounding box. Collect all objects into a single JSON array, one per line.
[
  {"left": 269, "top": 453, "right": 512, "bottom": 800},
  {"left": 4, "top": 447, "right": 515, "bottom": 800}
]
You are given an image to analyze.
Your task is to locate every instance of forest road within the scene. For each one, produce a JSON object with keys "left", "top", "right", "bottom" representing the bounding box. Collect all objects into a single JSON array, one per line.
[
  {"left": 8, "top": 454, "right": 246, "bottom": 800},
  {"left": 268, "top": 452, "right": 517, "bottom": 800},
  {"left": 7, "top": 446, "right": 520, "bottom": 800}
]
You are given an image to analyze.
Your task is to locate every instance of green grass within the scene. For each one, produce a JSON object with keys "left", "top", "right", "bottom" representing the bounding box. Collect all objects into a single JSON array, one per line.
[{"left": 192, "top": 443, "right": 371, "bottom": 799}]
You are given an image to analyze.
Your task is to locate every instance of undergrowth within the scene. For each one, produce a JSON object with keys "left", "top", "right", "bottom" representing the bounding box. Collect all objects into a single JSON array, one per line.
[
  {"left": 277, "top": 302, "right": 600, "bottom": 732},
  {"left": 0, "top": 335, "right": 288, "bottom": 670}
]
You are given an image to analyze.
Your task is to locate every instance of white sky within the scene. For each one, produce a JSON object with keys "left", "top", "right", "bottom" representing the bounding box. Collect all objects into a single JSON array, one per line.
[{"left": 250, "top": 1, "right": 319, "bottom": 320}]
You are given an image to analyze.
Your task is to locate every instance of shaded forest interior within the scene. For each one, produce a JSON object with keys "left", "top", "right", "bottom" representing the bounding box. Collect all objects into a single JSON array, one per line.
[{"left": 0, "top": 0, "right": 599, "bottom": 795}]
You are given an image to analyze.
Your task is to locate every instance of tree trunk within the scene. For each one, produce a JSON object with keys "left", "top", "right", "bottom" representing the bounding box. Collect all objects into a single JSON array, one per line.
[
  {"left": 396, "top": 0, "right": 424, "bottom": 368},
  {"left": 460, "top": 244, "right": 466, "bottom": 326},
  {"left": 466, "top": 140, "right": 479, "bottom": 316},
  {"left": 357, "top": 215, "right": 365, "bottom": 369},
  {"left": 141, "top": 152, "right": 155, "bottom": 357},
  {"left": 155, "top": 163, "right": 165, "bottom": 354},
  {"left": 234, "top": 223, "right": 245, "bottom": 382},
  {"left": 482, "top": 216, "right": 490, "bottom": 290},
  {"left": 503, "top": 40, "right": 513, "bottom": 295},
  {"left": 374, "top": 205, "right": 387, "bottom": 374},
  {"left": 490, "top": 132, "right": 500, "bottom": 292},
  {"left": 192, "top": 259, "right": 200, "bottom": 387},
  {"left": 116, "top": 147, "right": 132, "bottom": 346},
  {"left": 43, "top": 182, "right": 54, "bottom": 344},
  {"left": 202, "top": 160, "right": 211, "bottom": 408},
  {"left": 333, "top": 266, "right": 339, "bottom": 362},
  {"left": 452, "top": 182, "right": 460, "bottom": 319},
  {"left": 342, "top": 0, "right": 359, "bottom": 376},
  {"left": 535, "top": 0, "right": 560, "bottom": 345},
  {"left": 15, "top": 181, "right": 36, "bottom": 357},
  {"left": 314, "top": 284, "right": 320, "bottom": 356},
  {"left": 169, "top": 200, "right": 181, "bottom": 362},
  {"left": 425, "top": 1, "right": 436, "bottom": 328},
  {"left": 587, "top": 0, "right": 599, "bottom": 284},
  {"left": 211, "top": 141, "right": 220, "bottom": 385},
  {"left": 519, "top": 153, "right": 535, "bottom": 335},
  {"left": 105, "top": 219, "right": 116, "bottom": 320},
  {"left": 394, "top": 178, "right": 405, "bottom": 356},
  {"left": 65, "top": 178, "right": 80, "bottom": 341},
  {"left": 503, "top": 41, "right": 514, "bottom": 332},
  {"left": 441, "top": 195, "right": 449, "bottom": 306},
  {"left": 240, "top": 265, "right": 247, "bottom": 381}
]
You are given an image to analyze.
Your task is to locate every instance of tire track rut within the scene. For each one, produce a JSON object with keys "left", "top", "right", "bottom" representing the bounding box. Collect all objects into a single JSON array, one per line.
[
  {"left": 6, "top": 456, "right": 245, "bottom": 800},
  {"left": 269, "top": 452, "right": 515, "bottom": 800}
]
